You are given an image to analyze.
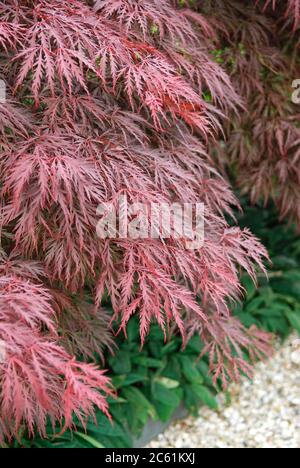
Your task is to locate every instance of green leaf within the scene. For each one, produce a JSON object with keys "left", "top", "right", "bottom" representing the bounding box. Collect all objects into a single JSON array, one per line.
[
  {"left": 122, "top": 387, "right": 157, "bottom": 420},
  {"left": 155, "top": 377, "right": 180, "bottom": 389},
  {"left": 126, "top": 319, "right": 141, "bottom": 342},
  {"left": 152, "top": 385, "right": 183, "bottom": 422},
  {"left": 190, "top": 384, "right": 218, "bottom": 409},
  {"left": 161, "top": 341, "right": 179, "bottom": 356},
  {"left": 265, "top": 317, "right": 289, "bottom": 335},
  {"left": 123, "top": 373, "right": 149, "bottom": 386},
  {"left": 242, "top": 275, "right": 257, "bottom": 301},
  {"left": 183, "top": 386, "right": 201, "bottom": 416},
  {"left": 244, "top": 297, "right": 265, "bottom": 313},
  {"left": 132, "top": 356, "right": 165, "bottom": 368},
  {"left": 75, "top": 432, "right": 104, "bottom": 448},
  {"left": 238, "top": 312, "right": 259, "bottom": 328},
  {"left": 152, "top": 383, "right": 182, "bottom": 407},
  {"left": 286, "top": 310, "right": 300, "bottom": 333},
  {"left": 153, "top": 402, "right": 177, "bottom": 422},
  {"left": 162, "top": 357, "right": 182, "bottom": 381},
  {"left": 186, "top": 336, "right": 203, "bottom": 354},
  {"left": 109, "top": 351, "right": 132, "bottom": 374},
  {"left": 179, "top": 356, "right": 204, "bottom": 384},
  {"left": 111, "top": 375, "right": 126, "bottom": 389}
]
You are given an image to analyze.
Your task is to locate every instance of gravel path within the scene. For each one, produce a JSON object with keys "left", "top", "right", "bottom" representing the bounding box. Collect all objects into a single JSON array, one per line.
[{"left": 147, "top": 335, "right": 300, "bottom": 449}]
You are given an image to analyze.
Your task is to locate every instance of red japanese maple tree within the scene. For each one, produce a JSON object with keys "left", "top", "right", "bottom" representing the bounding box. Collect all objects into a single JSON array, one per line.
[{"left": 1, "top": 0, "right": 297, "bottom": 442}]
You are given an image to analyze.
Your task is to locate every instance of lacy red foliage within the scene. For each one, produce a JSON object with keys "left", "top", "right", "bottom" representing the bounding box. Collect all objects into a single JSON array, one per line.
[
  {"left": 1, "top": 0, "right": 295, "bottom": 440},
  {"left": 204, "top": 0, "right": 300, "bottom": 225},
  {"left": 259, "top": 0, "right": 300, "bottom": 30},
  {"left": 0, "top": 271, "right": 112, "bottom": 442}
]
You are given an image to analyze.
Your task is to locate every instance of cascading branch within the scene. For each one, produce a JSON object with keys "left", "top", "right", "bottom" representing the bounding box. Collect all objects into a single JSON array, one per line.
[
  {"left": 202, "top": 0, "right": 300, "bottom": 225},
  {"left": 0, "top": 0, "right": 291, "bottom": 442},
  {"left": 259, "top": 0, "right": 300, "bottom": 30}
]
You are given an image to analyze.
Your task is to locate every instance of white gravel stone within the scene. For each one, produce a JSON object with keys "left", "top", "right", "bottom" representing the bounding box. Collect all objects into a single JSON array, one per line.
[{"left": 147, "top": 334, "right": 300, "bottom": 449}]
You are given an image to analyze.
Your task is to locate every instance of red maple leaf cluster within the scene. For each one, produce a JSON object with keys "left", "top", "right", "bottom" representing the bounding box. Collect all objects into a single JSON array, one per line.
[
  {"left": 208, "top": 0, "right": 300, "bottom": 224},
  {"left": 0, "top": 0, "right": 297, "bottom": 441}
]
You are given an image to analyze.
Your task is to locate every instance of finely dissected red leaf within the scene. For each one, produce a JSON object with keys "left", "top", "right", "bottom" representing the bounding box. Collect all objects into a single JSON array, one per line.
[
  {"left": 258, "top": 0, "right": 300, "bottom": 30},
  {"left": 206, "top": 0, "right": 300, "bottom": 226},
  {"left": 0, "top": 275, "right": 112, "bottom": 442}
]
